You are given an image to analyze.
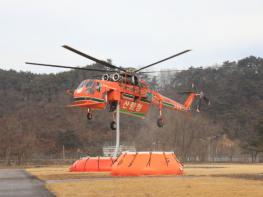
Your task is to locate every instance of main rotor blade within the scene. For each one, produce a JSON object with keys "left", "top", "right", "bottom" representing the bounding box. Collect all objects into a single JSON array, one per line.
[
  {"left": 139, "top": 67, "right": 204, "bottom": 74},
  {"left": 62, "top": 45, "right": 126, "bottom": 72},
  {"left": 135, "top": 49, "right": 191, "bottom": 72},
  {"left": 25, "top": 62, "right": 116, "bottom": 72},
  {"left": 139, "top": 69, "right": 184, "bottom": 74}
]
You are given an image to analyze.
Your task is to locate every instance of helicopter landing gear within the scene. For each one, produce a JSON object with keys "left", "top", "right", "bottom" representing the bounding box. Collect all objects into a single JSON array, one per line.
[
  {"left": 157, "top": 105, "right": 164, "bottom": 127},
  {"left": 87, "top": 109, "right": 92, "bottom": 120},
  {"left": 157, "top": 117, "right": 164, "bottom": 128},
  {"left": 87, "top": 112, "right": 92, "bottom": 120},
  {"left": 110, "top": 121, "right": 117, "bottom": 130}
]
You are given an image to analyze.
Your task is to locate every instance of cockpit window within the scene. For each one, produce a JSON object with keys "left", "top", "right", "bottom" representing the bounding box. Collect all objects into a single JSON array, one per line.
[
  {"left": 85, "top": 80, "right": 94, "bottom": 88},
  {"left": 85, "top": 80, "right": 95, "bottom": 94},
  {"left": 96, "top": 82, "right": 101, "bottom": 92},
  {"left": 77, "top": 81, "right": 87, "bottom": 89},
  {"left": 77, "top": 80, "right": 97, "bottom": 94}
]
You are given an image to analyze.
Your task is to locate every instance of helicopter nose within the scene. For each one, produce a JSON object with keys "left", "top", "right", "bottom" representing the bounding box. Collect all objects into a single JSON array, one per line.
[{"left": 74, "top": 87, "right": 86, "bottom": 97}]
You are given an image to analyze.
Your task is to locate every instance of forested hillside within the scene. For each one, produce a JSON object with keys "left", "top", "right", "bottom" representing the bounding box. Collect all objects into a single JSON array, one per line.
[
  {"left": 163, "top": 56, "right": 263, "bottom": 139},
  {"left": 0, "top": 56, "right": 262, "bottom": 164}
]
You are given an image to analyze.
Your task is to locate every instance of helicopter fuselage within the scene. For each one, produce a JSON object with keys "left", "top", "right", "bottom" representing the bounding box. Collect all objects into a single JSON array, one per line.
[{"left": 69, "top": 79, "right": 194, "bottom": 118}]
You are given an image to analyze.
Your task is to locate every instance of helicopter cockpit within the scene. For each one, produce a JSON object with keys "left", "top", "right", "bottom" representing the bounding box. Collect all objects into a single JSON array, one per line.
[{"left": 76, "top": 80, "right": 101, "bottom": 95}]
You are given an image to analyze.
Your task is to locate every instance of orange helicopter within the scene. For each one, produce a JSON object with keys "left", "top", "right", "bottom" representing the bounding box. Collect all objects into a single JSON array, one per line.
[{"left": 26, "top": 45, "right": 210, "bottom": 130}]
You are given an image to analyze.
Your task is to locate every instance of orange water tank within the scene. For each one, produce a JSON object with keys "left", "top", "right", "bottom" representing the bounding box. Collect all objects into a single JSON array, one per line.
[
  {"left": 69, "top": 156, "right": 116, "bottom": 172},
  {"left": 111, "top": 152, "right": 183, "bottom": 176}
]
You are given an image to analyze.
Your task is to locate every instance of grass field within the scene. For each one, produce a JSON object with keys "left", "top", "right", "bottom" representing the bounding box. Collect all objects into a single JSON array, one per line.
[{"left": 27, "top": 164, "right": 263, "bottom": 197}]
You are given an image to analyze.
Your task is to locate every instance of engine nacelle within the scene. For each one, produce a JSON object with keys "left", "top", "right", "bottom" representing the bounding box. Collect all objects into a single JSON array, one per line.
[
  {"left": 102, "top": 74, "right": 110, "bottom": 81},
  {"left": 110, "top": 73, "right": 121, "bottom": 82}
]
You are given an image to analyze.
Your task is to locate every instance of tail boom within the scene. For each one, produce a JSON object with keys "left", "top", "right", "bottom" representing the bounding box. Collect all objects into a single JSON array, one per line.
[
  {"left": 152, "top": 91, "right": 198, "bottom": 112},
  {"left": 183, "top": 93, "right": 198, "bottom": 109}
]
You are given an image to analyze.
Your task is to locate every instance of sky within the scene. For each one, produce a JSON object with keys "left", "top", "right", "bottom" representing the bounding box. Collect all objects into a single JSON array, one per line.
[{"left": 0, "top": 0, "right": 262, "bottom": 74}]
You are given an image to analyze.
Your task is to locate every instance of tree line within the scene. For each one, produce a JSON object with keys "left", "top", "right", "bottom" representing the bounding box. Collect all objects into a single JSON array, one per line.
[{"left": 0, "top": 56, "right": 262, "bottom": 164}]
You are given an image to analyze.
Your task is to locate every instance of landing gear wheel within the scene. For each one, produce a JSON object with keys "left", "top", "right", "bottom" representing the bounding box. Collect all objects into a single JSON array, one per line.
[
  {"left": 87, "top": 112, "right": 93, "bottom": 120},
  {"left": 157, "top": 118, "right": 164, "bottom": 128},
  {"left": 110, "top": 121, "right": 117, "bottom": 130}
]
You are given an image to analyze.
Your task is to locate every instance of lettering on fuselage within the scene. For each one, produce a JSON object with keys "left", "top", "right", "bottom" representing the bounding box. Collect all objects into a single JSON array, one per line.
[{"left": 122, "top": 100, "right": 143, "bottom": 112}]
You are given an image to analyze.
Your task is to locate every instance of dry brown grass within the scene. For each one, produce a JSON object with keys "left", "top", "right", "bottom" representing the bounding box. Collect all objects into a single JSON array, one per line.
[
  {"left": 185, "top": 163, "right": 263, "bottom": 176},
  {"left": 27, "top": 164, "right": 263, "bottom": 197},
  {"left": 47, "top": 176, "right": 263, "bottom": 197}
]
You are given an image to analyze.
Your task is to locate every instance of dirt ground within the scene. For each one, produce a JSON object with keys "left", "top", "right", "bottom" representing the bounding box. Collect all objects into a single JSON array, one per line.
[{"left": 27, "top": 164, "right": 263, "bottom": 197}]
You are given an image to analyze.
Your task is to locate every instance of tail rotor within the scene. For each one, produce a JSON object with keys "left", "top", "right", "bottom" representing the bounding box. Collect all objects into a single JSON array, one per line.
[
  {"left": 179, "top": 83, "right": 210, "bottom": 112},
  {"left": 196, "top": 90, "right": 210, "bottom": 112}
]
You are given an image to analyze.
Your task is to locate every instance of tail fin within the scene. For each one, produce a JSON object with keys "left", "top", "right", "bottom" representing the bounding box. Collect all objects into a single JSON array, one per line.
[{"left": 183, "top": 92, "right": 197, "bottom": 109}]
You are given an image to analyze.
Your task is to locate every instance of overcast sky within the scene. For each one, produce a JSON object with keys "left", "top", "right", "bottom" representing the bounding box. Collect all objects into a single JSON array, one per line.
[{"left": 0, "top": 0, "right": 262, "bottom": 73}]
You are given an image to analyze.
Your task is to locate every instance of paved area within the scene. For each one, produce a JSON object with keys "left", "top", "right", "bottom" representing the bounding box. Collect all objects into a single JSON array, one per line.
[{"left": 0, "top": 169, "right": 54, "bottom": 197}]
